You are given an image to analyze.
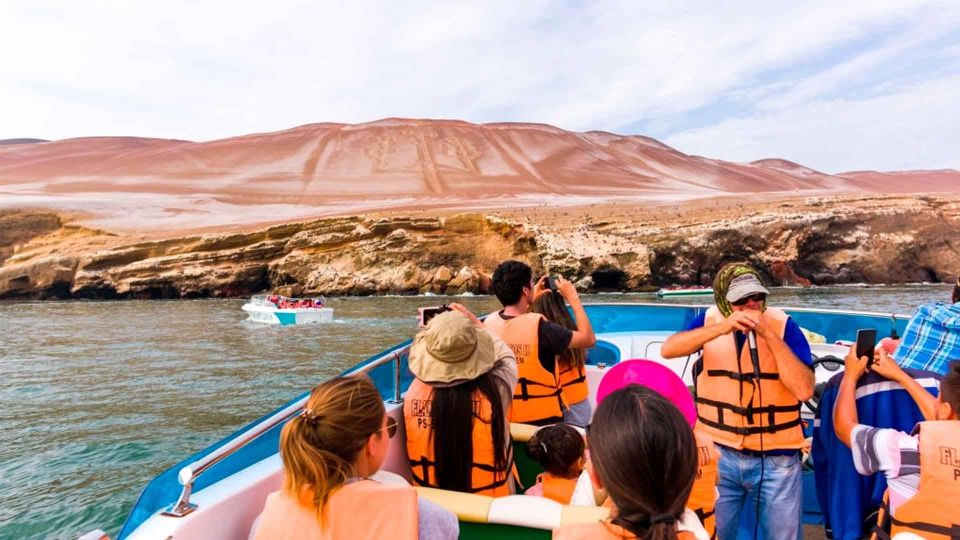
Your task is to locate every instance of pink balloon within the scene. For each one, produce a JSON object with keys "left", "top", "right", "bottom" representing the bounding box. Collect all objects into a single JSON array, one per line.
[{"left": 595, "top": 359, "right": 697, "bottom": 427}]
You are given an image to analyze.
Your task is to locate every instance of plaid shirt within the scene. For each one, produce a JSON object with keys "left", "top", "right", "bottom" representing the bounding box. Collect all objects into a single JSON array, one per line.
[{"left": 893, "top": 302, "right": 960, "bottom": 376}]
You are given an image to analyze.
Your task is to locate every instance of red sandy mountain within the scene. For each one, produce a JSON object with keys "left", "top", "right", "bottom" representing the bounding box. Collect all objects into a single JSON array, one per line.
[{"left": 0, "top": 118, "right": 957, "bottom": 231}]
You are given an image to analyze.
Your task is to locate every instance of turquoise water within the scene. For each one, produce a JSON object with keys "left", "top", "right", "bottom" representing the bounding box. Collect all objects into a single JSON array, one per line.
[{"left": 0, "top": 285, "right": 951, "bottom": 539}]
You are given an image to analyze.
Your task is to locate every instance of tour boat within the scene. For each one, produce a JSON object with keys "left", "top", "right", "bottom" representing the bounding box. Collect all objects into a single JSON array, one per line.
[
  {"left": 103, "top": 302, "right": 908, "bottom": 539},
  {"left": 241, "top": 294, "right": 333, "bottom": 325},
  {"left": 657, "top": 286, "right": 715, "bottom": 297}
]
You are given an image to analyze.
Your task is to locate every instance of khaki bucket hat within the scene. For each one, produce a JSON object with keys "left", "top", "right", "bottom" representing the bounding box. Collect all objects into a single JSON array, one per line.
[{"left": 408, "top": 311, "right": 496, "bottom": 384}]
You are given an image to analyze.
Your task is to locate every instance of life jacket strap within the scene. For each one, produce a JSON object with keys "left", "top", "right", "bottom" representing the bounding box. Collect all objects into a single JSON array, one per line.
[
  {"left": 407, "top": 456, "right": 512, "bottom": 493},
  {"left": 706, "top": 369, "right": 780, "bottom": 382},
  {"left": 695, "top": 396, "right": 801, "bottom": 416},
  {"left": 889, "top": 515, "right": 960, "bottom": 538},
  {"left": 696, "top": 414, "right": 803, "bottom": 436},
  {"left": 694, "top": 508, "right": 717, "bottom": 540},
  {"left": 514, "top": 377, "right": 563, "bottom": 400}
]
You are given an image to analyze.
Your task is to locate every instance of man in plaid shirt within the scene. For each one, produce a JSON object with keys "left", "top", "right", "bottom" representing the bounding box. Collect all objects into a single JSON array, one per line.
[{"left": 893, "top": 277, "right": 960, "bottom": 376}]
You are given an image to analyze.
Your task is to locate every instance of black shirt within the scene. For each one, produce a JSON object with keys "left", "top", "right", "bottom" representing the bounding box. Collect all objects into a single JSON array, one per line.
[{"left": 498, "top": 310, "right": 574, "bottom": 374}]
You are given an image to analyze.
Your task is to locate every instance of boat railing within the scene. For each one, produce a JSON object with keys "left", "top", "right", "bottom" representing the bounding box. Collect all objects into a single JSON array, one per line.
[{"left": 162, "top": 344, "right": 410, "bottom": 518}]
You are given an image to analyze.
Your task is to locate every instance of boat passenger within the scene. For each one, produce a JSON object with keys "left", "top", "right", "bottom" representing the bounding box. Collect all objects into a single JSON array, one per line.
[
  {"left": 484, "top": 260, "right": 596, "bottom": 426},
  {"left": 524, "top": 423, "right": 586, "bottom": 504},
  {"left": 253, "top": 376, "right": 458, "bottom": 540},
  {"left": 553, "top": 385, "right": 709, "bottom": 539},
  {"left": 890, "top": 275, "right": 960, "bottom": 376},
  {"left": 834, "top": 348, "right": 960, "bottom": 539},
  {"left": 661, "top": 262, "right": 814, "bottom": 540},
  {"left": 404, "top": 307, "right": 518, "bottom": 496},
  {"left": 594, "top": 360, "right": 719, "bottom": 538},
  {"left": 531, "top": 289, "right": 592, "bottom": 427}
]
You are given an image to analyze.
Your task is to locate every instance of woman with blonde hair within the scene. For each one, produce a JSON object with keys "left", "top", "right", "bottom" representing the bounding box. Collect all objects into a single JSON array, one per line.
[{"left": 254, "top": 375, "right": 457, "bottom": 540}]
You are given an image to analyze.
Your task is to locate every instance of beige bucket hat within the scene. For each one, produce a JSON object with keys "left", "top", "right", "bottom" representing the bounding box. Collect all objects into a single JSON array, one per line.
[{"left": 408, "top": 311, "right": 496, "bottom": 384}]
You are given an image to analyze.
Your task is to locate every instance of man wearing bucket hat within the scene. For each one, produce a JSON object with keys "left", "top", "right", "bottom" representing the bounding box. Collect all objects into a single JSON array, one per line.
[
  {"left": 662, "top": 263, "right": 814, "bottom": 540},
  {"left": 403, "top": 307, "right": 519, "bottom": 496}
]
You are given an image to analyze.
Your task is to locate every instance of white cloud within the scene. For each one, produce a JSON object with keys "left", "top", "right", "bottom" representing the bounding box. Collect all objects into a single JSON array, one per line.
[
  {"left": 665, "top": 75, "right": 960, "bottom": 173},
  {"left": 0, "top": 0, "right": 958, "bottom": 172}
]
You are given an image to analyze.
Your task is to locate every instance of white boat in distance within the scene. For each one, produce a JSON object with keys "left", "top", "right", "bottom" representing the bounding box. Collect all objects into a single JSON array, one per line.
[
  {"left": 242, "top": 294, "right": 333, "bottom": 325},
  {"left": 657, "top": 286, "right": 714, "bottom": 297}
]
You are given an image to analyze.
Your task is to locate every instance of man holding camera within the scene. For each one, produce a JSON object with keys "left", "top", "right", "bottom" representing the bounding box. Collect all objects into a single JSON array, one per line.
[
  {"left": 483, "top": 260, "right": 595, "bottom": 426},
  {"left": 662, "top": 263, "right": 814, "bottom": 540}
]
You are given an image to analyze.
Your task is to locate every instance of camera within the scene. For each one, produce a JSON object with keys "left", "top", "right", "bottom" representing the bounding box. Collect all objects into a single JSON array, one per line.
[{"left": 418, "top": 304, "right": 452, "bottom": 327}]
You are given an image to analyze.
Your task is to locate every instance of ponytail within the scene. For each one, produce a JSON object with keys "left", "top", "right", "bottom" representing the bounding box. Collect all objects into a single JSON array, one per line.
[
  {"left": 589, "top": 385, "right": 697, "bottom": 540},
  {"left": 952, "top": 275, "right": 960, "bottom": 304},
  {"left": 279, "top": 376, "right": 385, "bottom": 521}
]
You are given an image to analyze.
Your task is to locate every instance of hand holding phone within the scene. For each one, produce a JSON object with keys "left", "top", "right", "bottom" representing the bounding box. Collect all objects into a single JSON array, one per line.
[
  {"left": 418, "top": 304, "right": 452, "bottom": 327},
  {"left": 546, "top": 275, "right": 558, "bottom": 293},
  {"left": 855, "top": 328, "right": 877, "bottom": 364}
]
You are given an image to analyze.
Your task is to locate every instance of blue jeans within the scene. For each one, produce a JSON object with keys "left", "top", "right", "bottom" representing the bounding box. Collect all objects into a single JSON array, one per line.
[
  {"left": 715, "top": 445, "right": 802, "bottom": 540},
  {"left": 562, "top": 399, "right": 592, "bottom": 427}
]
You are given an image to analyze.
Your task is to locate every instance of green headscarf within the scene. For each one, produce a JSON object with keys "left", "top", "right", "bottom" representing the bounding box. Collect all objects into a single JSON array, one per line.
[{"left": 713, "top": 262, "right": 767, "bottom": 317}]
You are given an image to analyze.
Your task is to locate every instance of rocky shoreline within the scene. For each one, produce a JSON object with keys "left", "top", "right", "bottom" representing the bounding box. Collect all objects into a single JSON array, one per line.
[{"left": 2, "top": 194, "right": 959, "bottom": 300}]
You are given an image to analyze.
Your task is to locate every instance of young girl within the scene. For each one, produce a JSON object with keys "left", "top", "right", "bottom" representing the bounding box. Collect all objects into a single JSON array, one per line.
[
  {"left": 553, "top": 385, "right": 708, "bottom": 540},
  {"left": 524, "top": 423, "right": 585, "bottom": 504},
  {"left": 253, "top": 375, "right": 458, "bottom": 540},
  {"left": 531, "top": 289, "right": 591, "bottom": 426}
]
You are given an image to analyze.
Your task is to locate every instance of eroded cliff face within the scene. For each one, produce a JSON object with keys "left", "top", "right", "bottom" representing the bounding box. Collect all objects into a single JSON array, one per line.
[{"left": 2, "top": 195, "right": 958, "bottom": 300}]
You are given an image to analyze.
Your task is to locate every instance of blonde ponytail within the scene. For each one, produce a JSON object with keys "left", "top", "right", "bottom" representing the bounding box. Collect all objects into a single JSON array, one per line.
[{"left": 279, "top": 376, "right": 385, "bottom": 522}]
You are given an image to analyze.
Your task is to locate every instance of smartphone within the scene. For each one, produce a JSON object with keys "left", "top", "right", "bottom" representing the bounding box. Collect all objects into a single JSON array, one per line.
[
  {"left": 546, "top": 275, "right": 558, "bottom": 293},
  {"left": 418, "top": 305, "right": 451, "bottom": 327},
  {"left": 855, "top": 328, "right": 878, "bottom": 363}
]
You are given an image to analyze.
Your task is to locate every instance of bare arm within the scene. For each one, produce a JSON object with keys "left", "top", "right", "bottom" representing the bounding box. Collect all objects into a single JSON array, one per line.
[
  {"left": 871, "top": 348, "right": 938, "bottom": 420},
  {"left": 760, "top": 328, "right": 815, "bottom": 402},
  {"left": 834, "top": 347, "right": 869, "bottom": 447},
  {"left": 555, "top": 277, "right": 596, "bottom": 349}
]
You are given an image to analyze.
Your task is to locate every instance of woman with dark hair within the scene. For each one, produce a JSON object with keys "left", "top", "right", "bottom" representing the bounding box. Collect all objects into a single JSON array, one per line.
[
  {"left": 404, "top": 307, "right": 518, "bottom": 496},
  {"left": 554, "top": 385, "right": 707, "bottom": 540},
  {"left": 531, "top": 289, "right": 592, "bottom": 426}
]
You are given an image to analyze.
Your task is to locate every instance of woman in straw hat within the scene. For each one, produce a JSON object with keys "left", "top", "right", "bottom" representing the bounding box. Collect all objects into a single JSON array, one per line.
[{"left": 403, "top": 305, "right": 519, "bottom": 496}]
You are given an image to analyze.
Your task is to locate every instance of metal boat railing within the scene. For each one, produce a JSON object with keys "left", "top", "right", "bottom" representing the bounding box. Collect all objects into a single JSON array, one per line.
[{"left": 162, "top": 344, "right": 409, "bottom": 517}]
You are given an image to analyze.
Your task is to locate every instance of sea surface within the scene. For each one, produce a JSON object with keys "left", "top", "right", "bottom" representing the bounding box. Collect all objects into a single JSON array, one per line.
[{"left": 0, "top": 285, "right": 952, "bottom": 539}]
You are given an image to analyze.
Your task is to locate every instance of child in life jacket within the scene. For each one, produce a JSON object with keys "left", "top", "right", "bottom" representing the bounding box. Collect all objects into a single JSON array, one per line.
[{"left": 524, "top": 423, "right": 585, "bottom": 504}]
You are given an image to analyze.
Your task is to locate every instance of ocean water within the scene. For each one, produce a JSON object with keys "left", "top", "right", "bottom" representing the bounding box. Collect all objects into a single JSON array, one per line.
[{"left": 0, "top": 285, "right": 952, "bottom": 539}]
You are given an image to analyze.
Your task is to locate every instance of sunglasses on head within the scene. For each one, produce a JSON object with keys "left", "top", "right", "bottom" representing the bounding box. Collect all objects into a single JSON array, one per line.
[
  {"left": 381, "top": 416, "right": 398, "bottom": 439},
  {"left": 732, "top": 293, "right": 766, "bottom": 306}
]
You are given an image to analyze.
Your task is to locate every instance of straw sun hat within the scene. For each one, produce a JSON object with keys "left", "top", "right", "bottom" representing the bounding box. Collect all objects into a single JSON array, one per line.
[{"left": 408, "top": 311, "right": 496, "bottom": 384}]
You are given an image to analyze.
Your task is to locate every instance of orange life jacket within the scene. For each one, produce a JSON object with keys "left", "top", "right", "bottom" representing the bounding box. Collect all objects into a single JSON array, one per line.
[
  {"left": 559, "top": 361, "right": 589, "bottom": 405},
  {"left": 483, "top": 311, "right": 564, "bottom": 423},
  {"left": 873, "top": 421, "right": 960, "bottom": 540},
  {"left": 689, "top": 429, "right": 719, "bottom": 539},
  {"left": 535, "top": 472, "right": 578, "bottom": 504},
  {"left": 695, "top": 306, "right": 806, "bottom": 451},
  {"left": 403, "top": 378, "right": 512, "bottom": 496},
  {"left": 553, "top": 521, "right": 696, "bottom": 540},
  {"left": 253, "top": 480, "right": 418, "bottom": 540}
]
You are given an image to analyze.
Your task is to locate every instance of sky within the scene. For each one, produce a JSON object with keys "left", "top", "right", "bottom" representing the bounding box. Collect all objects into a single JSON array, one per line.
[{"left": 2, "top": 0, "right": 959, "bottom": 173}]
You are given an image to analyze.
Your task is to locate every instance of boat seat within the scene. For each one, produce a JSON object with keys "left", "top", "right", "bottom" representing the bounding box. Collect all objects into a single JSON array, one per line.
[{"left": 415, "top": 487, "right": 609, "bottom": 530}]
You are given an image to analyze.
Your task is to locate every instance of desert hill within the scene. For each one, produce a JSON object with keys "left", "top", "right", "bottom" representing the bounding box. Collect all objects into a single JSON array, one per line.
[{"left": 3, "top": 118, "right": 956, "bottom": 231}]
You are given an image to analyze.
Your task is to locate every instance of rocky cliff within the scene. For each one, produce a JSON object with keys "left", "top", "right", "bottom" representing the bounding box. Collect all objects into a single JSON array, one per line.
[{"left": 2, "top": 194, "right": 958, "bottom": 300}]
